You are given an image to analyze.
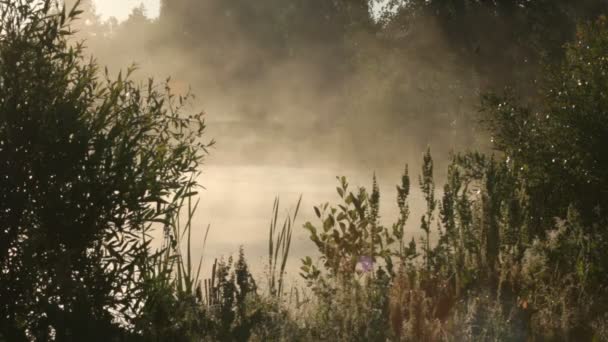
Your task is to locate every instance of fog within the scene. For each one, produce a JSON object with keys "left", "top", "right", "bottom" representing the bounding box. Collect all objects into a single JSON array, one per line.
[
  {"left": 91, "top": 0, "right": 160, "bottom": 21},
  {"left": 69, "top": 0, "right": 492, "bottom": 280}
]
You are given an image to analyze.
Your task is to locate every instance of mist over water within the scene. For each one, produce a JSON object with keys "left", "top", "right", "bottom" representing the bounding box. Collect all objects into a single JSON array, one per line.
[{"left": 71, "top": 0, "right": 491, "bottom": 278}]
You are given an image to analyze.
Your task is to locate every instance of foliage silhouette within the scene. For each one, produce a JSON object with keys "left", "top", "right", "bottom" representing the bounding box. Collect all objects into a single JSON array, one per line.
[{"left": 0, "top": 0, "right": 211, "bottom": 340}]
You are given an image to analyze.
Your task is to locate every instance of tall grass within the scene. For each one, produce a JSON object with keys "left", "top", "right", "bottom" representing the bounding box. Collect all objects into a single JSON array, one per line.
[
  {"left": 268, "top": 195, "right": 302, "bottom": 298},
  {"left": 142, "top": 176, "right": 211, "bottom": 300},
  {"left": 139, "top": 153, "right": 608, "bottom": 341}
]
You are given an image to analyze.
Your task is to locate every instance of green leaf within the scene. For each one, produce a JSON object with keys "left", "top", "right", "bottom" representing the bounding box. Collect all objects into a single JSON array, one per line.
[{"left": 337, "top": 186, "right": 344, "bottom": 198}]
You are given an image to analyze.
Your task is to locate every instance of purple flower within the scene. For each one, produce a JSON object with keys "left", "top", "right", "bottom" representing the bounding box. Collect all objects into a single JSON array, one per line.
[{"left": 358, "top": 256, "right": 373, "bottom": 272}]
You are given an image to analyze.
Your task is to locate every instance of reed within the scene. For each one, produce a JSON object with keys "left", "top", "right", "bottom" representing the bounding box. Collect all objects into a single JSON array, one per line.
[{"left": 268, "top": 195, "right": 302, "bottom": 298}]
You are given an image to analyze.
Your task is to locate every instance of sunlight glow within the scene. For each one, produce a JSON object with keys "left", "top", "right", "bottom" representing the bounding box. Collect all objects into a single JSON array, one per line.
[{"left": 93, "top": 0, "right": 160, "bottom": 22}]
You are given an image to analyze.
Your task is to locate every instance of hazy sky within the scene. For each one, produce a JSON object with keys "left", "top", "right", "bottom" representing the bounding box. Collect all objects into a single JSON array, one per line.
[{"left": 93, "top": 0, "right": 160, "bottom": 21}]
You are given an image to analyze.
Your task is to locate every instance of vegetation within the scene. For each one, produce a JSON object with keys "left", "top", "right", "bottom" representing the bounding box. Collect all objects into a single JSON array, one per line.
[
  {"left": 0, "top": 0, "right": 211, "bottom": 339},
  {"left": 1, "top": 0, "right": 608, "bottom": 341}
]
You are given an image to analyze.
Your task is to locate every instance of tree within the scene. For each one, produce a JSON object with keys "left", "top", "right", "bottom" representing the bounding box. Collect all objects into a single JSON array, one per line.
[
  {"left": 393, "top": 0, "right": 608, "bottom": 91},
  {"left": 0, "top": 1, "right": 211, "bottom": 339},
  {"left": 158, "top": 0, "right": 375, "bottom": 81},
  {"left": 481, "top": 16, "right": 608, "bottom": 229}
]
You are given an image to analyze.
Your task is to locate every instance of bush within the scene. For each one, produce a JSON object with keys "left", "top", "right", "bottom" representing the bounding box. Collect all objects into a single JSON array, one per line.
[{"left": 0, "top": 1, "right": 211, "bottom": 339}]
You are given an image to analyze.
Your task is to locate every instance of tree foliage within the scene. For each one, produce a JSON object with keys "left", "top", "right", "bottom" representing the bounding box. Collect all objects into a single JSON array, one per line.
[
  {"left": 0, "top": 1, "right": 211, "bottom": 339},
  {"left": 482, "top": 16, "right": 608, "bottom": 228}
]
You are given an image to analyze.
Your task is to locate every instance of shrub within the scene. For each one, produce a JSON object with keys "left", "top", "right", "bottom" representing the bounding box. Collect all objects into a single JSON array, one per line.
[{"left": 0, "top": 1, "right": 211, "bottom": 339}]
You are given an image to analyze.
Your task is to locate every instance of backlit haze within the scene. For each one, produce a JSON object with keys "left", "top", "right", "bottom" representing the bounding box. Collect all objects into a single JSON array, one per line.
[
  {"left": 78, "top": 0, "right": 490, "bottom": 283},
  {"left": 93, "top": 0, "right": 160, "bottom": 21}
]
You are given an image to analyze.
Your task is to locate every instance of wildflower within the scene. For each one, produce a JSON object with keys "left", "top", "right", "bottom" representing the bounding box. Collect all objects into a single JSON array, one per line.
[{"left": 358, "top": 256, "right": 373, "bottom": 272}]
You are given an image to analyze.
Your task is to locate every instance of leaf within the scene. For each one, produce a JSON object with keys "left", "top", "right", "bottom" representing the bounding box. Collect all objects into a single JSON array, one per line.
[
  {"left": 337, "top": 187, "right": 344, "bottom": 198},
  {"left": 304, "top": 222, "right": 317, "bottom": 236},
  {"left": 323, "top": 216, "right": 334, "bottom": 232}
]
